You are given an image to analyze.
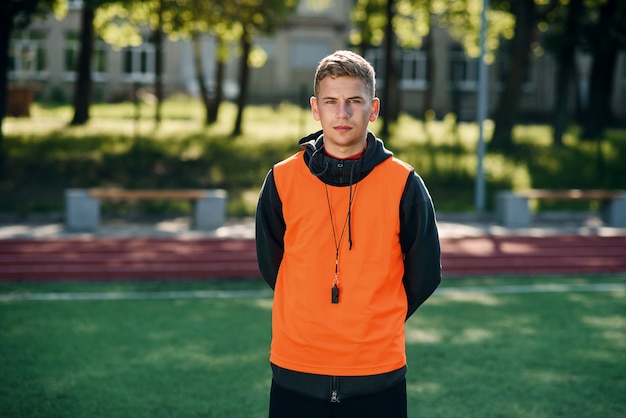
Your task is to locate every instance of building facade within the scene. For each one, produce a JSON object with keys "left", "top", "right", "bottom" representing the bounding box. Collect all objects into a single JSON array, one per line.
[{"left": 8, "top": 0, "right": 626, "bottom": 121}]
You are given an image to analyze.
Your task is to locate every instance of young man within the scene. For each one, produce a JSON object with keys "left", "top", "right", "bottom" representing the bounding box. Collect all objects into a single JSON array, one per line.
[{"left": 255, "top": 50, "right": 441, "bottom": 418}]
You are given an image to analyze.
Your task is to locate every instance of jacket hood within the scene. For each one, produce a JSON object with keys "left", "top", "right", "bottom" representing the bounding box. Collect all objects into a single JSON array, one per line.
[{"left": 298, "top": 130, "right": 392, "bottom": 187}]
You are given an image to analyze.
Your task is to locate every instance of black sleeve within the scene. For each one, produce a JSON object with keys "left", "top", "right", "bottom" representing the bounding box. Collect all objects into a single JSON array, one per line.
[
  {"left": 255, "top": 169, "right": 286, "bottom": 289},
  {"left": 399, "top": 171, "right": 442, "bottom": 320}
]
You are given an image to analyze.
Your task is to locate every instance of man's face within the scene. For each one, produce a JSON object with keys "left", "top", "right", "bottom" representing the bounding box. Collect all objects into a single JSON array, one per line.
[{"left": 310, "top": 76, "right": 380, "bottom": 158}]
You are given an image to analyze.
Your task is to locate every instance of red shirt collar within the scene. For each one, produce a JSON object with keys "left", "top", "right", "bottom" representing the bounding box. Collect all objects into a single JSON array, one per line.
[{"left": 324, "top": 144, "right": 367, "bottom": 160}]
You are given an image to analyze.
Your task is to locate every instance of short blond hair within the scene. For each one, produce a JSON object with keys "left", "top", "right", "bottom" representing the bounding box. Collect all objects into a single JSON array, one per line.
[{"left": 313, "top": 50, "right": 376, "bottom": 100}]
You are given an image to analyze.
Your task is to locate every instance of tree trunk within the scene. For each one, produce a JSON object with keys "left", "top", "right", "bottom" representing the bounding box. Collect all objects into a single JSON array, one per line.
[
  {"left": 422, "top": 16, "right": 435, "bottom": 118},
  {"left": 357, "top": 42, "right": 369, "bottom": 58},
  {"left": 208, "top": 36, "right": 225, "bottom": 124},
  {"left": 582, "top": 49, "right": 617, "bottom": 139},
  {"left": 193, "top": 34, "right": 224, "bottom": 125},
  {"left": 551, "top": 0, "right": 582, "bottom": 146},
  {"left": 490, "top": 0, "right": 536, "bottom": 151},
  {"left": 154, "top": 0, "right": 164, "bottom": 126},
  {"left": 232, "top": 29, "right": 251, "bottom": 137},
  {"left": 192, "top": 32, "right": 211, "bottom": 124},
  {"left": 582, "top": 0, "right": 619, "bottom": 140},
  {"left": 381, "top": 0, "right": 399, "bottom": 138},
  {"left": 70, "top": 5, "right": 95, "bottom": 126},
  {"left": 0, "top": 13, "right": 14, "bottom": 176}
]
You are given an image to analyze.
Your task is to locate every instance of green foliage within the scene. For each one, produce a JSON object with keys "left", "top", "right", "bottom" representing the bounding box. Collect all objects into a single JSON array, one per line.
[
  {"left": 2, "top": 100, "right": 626, "bottom": 216},
  {"left": 1, "top": 276, "right": 625, "bottom": 417},
  {"left": 440, "top": 0, "right": 515, "bottom": 61},
  {"left": 350, "top": 0, "right": 514, "bottom": 61},
  {"left": 95, "top": 0, "right": 297, "bottom": 50},
  {"left": 1, "top": 0, "right": 65, "bottom": 29}
]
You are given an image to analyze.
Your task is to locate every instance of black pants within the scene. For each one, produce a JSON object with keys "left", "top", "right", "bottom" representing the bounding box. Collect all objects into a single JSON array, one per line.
[{"left": 268, "top": 378, "right": 408, "bottom": 418}]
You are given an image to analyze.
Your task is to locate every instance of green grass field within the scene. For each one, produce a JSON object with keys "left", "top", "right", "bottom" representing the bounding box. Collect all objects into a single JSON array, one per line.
[{"left": 1, "top": 275, "right": 625, "bottom": 417}]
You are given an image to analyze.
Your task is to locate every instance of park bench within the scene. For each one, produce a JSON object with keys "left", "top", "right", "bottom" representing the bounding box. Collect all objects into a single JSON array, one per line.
[
  {"left": 65, "top": 188, "right": 227, "bottom": 232},
  {"left": 496, "top": 189, "right": 626, "bottom": 228}
]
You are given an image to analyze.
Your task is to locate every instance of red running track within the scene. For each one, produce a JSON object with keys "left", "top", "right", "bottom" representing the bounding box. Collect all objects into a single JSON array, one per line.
[{"left": 0, "top": 235, "right": 625, "bottom": 281}]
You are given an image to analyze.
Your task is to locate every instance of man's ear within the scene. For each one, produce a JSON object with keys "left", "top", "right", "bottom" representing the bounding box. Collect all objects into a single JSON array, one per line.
[
  {"left": 370, "top": 97, "right": 380, "bottom": 122},
  {"left": 310, "top": 96, "right": 321, "bottom": 121}
]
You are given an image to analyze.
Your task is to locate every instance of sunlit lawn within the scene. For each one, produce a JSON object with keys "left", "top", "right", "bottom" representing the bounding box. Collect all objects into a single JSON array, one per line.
[{"left": 1, "top": 275, "right": 625, "bottom": 417}]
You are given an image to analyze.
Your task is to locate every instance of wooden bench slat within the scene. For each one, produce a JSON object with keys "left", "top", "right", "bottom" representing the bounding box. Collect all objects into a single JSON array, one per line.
[
  {"left": 517, "top": 189, "right": 623, "bottom": 200},
  {"left": 89, "top": 189, "right": 209, "bottom": 200}
]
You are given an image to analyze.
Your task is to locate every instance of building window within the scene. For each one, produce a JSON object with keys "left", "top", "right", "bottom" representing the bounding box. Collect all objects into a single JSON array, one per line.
[
  {"left": 290, "top": 40, "right": 330, "bottom": 69},
  {"left": 68, "top": 0, "right": 84, "bottom": 9},
  {"left": 64, "top": 32, "right": 108, "bottom": 82},
  {"left": 398, "top": 49, "right": 428, "bottom": 90},
  {"left": 9, "top": 30, "right": 48, "bottom": 82},
  {"left": 123, "top": 35, "right": 156, "bottom": 84},
  {"left": 449, "top": 44, "right": 479, "bottom": 91},
  {"left": 64, "top": 33, "right": 79, "bottom": 76},
  {"left": 93, "top": 42, "right": 107, "bottom": 75},
  {"left": 365, "top": 48, "right": 385, "bottom": 76},
  {"left": 366, "top": 47, "right": 427, "bottom": 90},
  {"left": 365, "top": 48, "right": 385, "bottom": 83}
]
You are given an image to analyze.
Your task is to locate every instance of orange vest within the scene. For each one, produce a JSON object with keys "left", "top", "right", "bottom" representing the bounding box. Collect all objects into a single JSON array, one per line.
[{"left": 271, "top": 151, "right": 412, "bottom": 376}]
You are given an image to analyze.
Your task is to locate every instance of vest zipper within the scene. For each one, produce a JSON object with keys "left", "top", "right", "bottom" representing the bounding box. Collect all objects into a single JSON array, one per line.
[
  {"left": 330, "top": 376, "right": 340, "bottom": 403},
  {"left": 337, "top": 161, "right": 344, "bottom": 184}
]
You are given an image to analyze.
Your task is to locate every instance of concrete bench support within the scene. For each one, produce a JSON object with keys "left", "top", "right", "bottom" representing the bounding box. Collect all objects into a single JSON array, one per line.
[
  {"left": 603, "top": 194, "right": 626, "bottom": 228},
  {"left": 65, "top": 188, "right": 227, "bottom": 232},
  {"left": 193, "top": 189, "right": 227, "bottom": 230},
  {"left": 65, "top": 189, "right": 100, "bottom": 232},
  {"left": 496, "top": 191, "right": 532, "bottom": 228}
]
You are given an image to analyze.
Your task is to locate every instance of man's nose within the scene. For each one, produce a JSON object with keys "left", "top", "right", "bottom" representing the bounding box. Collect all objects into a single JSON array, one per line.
[{"left": 337, "top": 101, "right": 350, "bottom": 118}]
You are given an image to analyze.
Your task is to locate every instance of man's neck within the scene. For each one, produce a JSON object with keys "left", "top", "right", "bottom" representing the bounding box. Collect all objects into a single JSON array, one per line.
[
  {"left": 324, "top": 148, "right": 364, "bottom": 160},
  {"left": 323, "top": 140, "right": 367, "bottom": 160}
]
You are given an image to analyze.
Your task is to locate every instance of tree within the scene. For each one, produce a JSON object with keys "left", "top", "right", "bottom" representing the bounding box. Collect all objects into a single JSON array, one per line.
[
  {"left": 544, "top": 0, "right": 583, "bottom": 146},
  {"left": 95, "top": 0, "right": 185, "bottom": 126},
  {"left": 206, "top": 37, "right": 226, "bottom": 124},
  {"left": 70, "top": 0, "right": 137, "bottom": 126},
  {"left": 439, "top": 0, "right": 516, "bottom": 128},
  {"left": 351, "top": 0, "right": 429, "bottom": 133},
  {"left": 351, "top": 0, "right": 387, "bottom": 57},
  {"left": 70, "top": 1, "right": 97, "bottom": 126},
  {"left": 0, "top": 0, "right": 62, "bottom": 128},
  {"left": 141, "top": 0, "right": 233, "bottom": 126},
  {"left": 0, "top": 0, "right": 63, "bottom": 174},
  {"left": 192, "top": 33, "right": 226, "bottom": 125},
  {"left": 228, "top": 0, "right": 298, "bottom": 137},
  {"left": 182, "top": 1, "right": 240, "bottom": 127},
  {"left": 489, "top": 0, "right": 538, "bottom": 150},
  {"left": 580, "top": 0, "right": 626, "bottom": 139},
  {"left": 153, "top": 0, "right": 165, "bottom": 125},
  {"left": 351, "top": 0, "right": 514, "bottom": 129},
  {"left": 380, "top": 0, "right": 398, "bottom": 137},
  {"left": 534, "top": 0, "right": 625, "bottom": 144},
  {"left": 232, "top": 26, "right": 253, "bottom": 137}
]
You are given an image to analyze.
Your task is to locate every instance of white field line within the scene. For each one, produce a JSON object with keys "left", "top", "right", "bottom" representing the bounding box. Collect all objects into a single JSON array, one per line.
[
  {"left": 435, "top": 283, "right": 626, "bottom": 295},
  {"left": 0, "top": 289, "right": 274, "bottom": 302},
  {"left": 0, "top": 283, "right": 624, "bottom": 302}
]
